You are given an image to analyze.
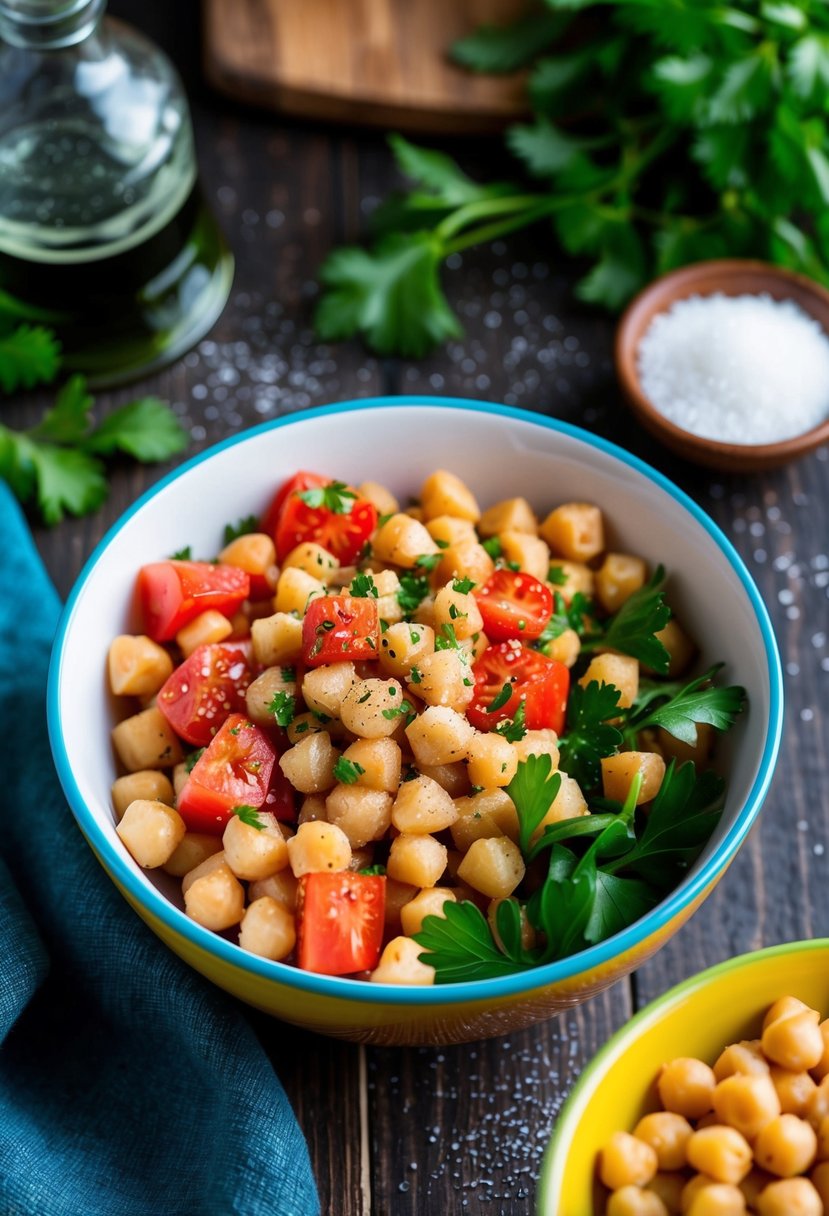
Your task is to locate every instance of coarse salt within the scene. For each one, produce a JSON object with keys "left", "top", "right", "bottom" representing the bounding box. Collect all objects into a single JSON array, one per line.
[{"left": 637, "top": 293, "right": 829, "bottom": 444}]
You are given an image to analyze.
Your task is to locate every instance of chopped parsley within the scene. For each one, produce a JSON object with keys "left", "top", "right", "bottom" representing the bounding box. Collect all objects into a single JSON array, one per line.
[
  {"left": 333, "top": 756, "right": 366, "bottom": 784},
  {"left": 170, "top": 545, "right": 192, "bottom": 561},
  {"left": 267, "top": 691, "right": 296, "bottom": 727},
  {"left": 409, "top": 665, "right": 422, "bottom": 684},
  {"left": 298, "top": 480, "right": 357, "bottom": 514},
  {"left": 350, "top": 572, "right": 379, "bottom": 598},
  {"left": 482, "top": 537, "right": 502, "bottom": 560},
  {"left": 231, "top": 804, "right": 268, "bottom": 831},
  {"left": 452, "top": 577, "right": 476, "bottom": 594},
  {"left": 223, "top": 514, "right": 259, "bottom": 544},
  {"left": 486, "top": 682, "right": 514, "bottom": 714},
  {"left": 382, "top": 698, "right": 414, "bottom": 720},
  {"left": 415, "top": 552, "right": 441, "bottom": 572},
  {"left": 397, "top": 572, "right": 430, "bottom": 614},
  {"left": 184, "top": 747, "right": 205, "bottom": 773},
  {"left": 494, "top": 700, "right": 527, "bottom": 742}
]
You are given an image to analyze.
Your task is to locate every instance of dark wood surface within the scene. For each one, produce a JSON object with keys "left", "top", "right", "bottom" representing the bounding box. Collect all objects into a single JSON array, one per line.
[{"left": 15, "top": 5, "right": 829, "bottom": 1213}]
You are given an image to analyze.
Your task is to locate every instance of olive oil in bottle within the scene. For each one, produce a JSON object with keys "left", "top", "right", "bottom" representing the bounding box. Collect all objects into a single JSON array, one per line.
[{"left": 0, "top": 0, "right": 233, "bottom": 386}]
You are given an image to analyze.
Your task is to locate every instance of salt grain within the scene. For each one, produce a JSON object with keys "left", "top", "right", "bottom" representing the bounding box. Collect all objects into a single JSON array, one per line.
[{"left": 638, "top": 293, "right": 829, "bottom": 443}]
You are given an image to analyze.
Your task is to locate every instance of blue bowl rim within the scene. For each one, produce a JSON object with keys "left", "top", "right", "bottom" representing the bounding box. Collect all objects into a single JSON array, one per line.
[
  {"left": 47, "top": 396, "right": 784, "bottom": 1007},
  {"left": 536, "top": 937, "right": 829, "bottom": 1212}
]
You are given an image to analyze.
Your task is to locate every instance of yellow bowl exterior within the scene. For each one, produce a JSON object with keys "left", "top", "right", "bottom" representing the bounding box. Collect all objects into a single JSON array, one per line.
[{"left": 539, "top": 940, "right": 829, "bottom": 1215}]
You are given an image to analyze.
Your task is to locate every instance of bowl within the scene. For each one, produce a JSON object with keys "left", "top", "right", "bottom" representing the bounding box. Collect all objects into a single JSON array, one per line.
[
  {"left": 615, "top": 259, "right": 829, "bottom": 472},
  {"left": 538, "top": 939, "right": 829, "bottom": 1215},
  {"left": 47, "top": 397, "right": 783, "bottom": 1046}
]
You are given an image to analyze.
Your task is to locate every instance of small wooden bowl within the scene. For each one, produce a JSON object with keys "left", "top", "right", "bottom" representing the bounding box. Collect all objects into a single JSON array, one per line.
[{"left": 615, "top": 259, "right": 829, "bottom": 471}]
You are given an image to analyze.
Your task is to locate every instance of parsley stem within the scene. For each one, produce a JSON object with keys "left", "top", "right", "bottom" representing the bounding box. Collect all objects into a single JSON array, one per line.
[
  {"left": 434, "top": 193, "right": 548, "bottom": 243},
  {"left": 444, "top": 198, "right": 566, "bottom": 256}
]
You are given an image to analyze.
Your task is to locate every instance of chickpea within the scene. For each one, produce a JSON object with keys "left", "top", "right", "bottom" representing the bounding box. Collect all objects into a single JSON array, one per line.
[
  {"left": 753, "top": 1114, "right": 817, "bottom": 1177},
  {"left": 607, "top": 1187, "right": 669, "bottom": 1216},
  {"left": 658, "top": 1058, "right": 716, "bottom": 1120},
  {"left": 769, "top": 1066, "right": 816, "bottom": 1117},
  {"left": 712, "top": 1074, "right": 781, "bottom": 1140},
  {"left": 810, "top": 1160, "right": 829, "bottom": 1206},
  {"left": 762, "top": 1007, "right": 823, "bottom": 1072},
  {"left": 599, "top": 1131, "right": 658, "bottom": 1191},
  {"left": 755, "top": 1177, "right": 822, "bottom": 1216},
  {"left": 714, "top": 1041, "right": 769, "bottom": 1081},
  {"left": 685, "top": 1182, "right": 746, "bottom": 1215},
  {"left": 634, "top": 1112, "right": 693, "bottom": 1172},
  {"left": 648, "top": 1171, "right": 685, "bottom": 1213},
  {"left": 686, "top": 1126, "right": 752, "bottom": 1185}
]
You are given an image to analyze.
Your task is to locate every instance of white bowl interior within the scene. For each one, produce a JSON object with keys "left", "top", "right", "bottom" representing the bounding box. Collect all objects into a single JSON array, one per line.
[{"left": 55, "top": 403, "right": 773, "bottom": 960}]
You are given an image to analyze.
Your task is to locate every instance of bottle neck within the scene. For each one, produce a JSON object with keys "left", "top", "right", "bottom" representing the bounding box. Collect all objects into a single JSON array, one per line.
[{"left": 0, "top": 0, "right": 105, "bottom": 49}]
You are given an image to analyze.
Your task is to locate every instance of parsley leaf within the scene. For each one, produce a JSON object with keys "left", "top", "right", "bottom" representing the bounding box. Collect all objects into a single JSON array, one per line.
[
  {"left": 397, "top": 571, "right": 430, "bottom": 614},
  {"left": 267, "top": 691, "right": 296, "bottom": 727},
  {"left": 536, "top": 590, "right": 596, "bottom": 650},
  {"left": 547, "top": 565, "right": 568, "bottom": 586},
  {"left": 605, "top": 762, "right": 725, "bottom": 889},
  {"left": 84, "top": 397, "right": 188, "bottom": 463},
  {"left": 350, "top": 572, "right": 379, "bottom": 598},
  {"left": 452, "top": 577, "right": 476, "bottom": 594},
  {"left": 170, "top": 545, "right": 192, "bottom": 561},
  {"left": 434, "top": 622, "right": 462, "bottom": 651},
  {"left": 381, "top": 698, "right": 413, "bottom": 721},
  {"left": 415, "top": 552, "right": 441, "bottom": 572},
  {"left": 557, "top": 681, "right": 624, "bottom": 793},
  {"left": 493, "top": 699, "right": 527, "bottom": 742},
  {"left": 315, "top": 231, "right": 462, "bottom": 359},
  {"left": 333, "top": 756, "right": 366, "bottom": 784},
  {"left": 586, "top": 567, "right": 671, "bottom": 673},
  {"left": 451, "top": 11, "right": 566, "bottom": 73},
  {"left": 298, "top": 480, "right": 356, "bottom": 514},
  {"left": 482, "top": 537, "right": 502, "bottom": 560},
  {"left": 231, "top": 804, "right": 268, "bottom": 831},
  {"left": 414, "top": 900, "right": 528, "bottom": 982},
  {"left": 0, "top": 323, "right": 61, "bottom": 392},
  {"left": 0, "top": 331, "right": 187, "bottom": 525},
  {"left": 223, "top": 514, "right": 260, "bottom": 544},
  {"left": 358, "top": 864, "right": 386, "bottom": 876},
  {"left": 507, "top": 753, "right": 563, "bottom": 857},
  {"left": 626, "top": 664, "right": 747, "bottom": 746},
  {"left": 486, "top": 682, "right": 514, "bottom": 714}
]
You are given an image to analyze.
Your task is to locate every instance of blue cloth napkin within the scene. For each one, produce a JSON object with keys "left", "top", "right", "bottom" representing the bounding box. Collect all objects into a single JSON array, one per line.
[{"left": 0, "top": 481, "right": 319, "bottom": 1216}]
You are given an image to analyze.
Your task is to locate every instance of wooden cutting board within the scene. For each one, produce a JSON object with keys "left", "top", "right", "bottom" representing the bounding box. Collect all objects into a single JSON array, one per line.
[{"left": 203, "top": 0, "right": 530, "bottom": 134}]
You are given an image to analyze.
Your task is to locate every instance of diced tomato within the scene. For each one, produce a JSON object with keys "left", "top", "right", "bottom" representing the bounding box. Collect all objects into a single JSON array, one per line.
[
  {"left": 296, "top": 872, "right": 385, "bottom": 975},
  {"left": 301, "top": 595, "right": 380, "bottom": 667},
  {"left": 467, "top": 641, "right": 570, "bottom": 734},
  {"left": 275, "top": 486, "right": 377, "bottom": 565},
  {"left": 176, "top": 713, "right": 290, "bottom": 833},
  {"left": 260, "top": 471, "right": 328, "bottom": 539},
  {"left": 137, "top": 560, "right": 250, "bottom": 642},
  {"left": 475, "top": 569, "right": 553, "bottom": 642},
  {"left": 156, "top": 643, "right": 252, "bottom": 746}
]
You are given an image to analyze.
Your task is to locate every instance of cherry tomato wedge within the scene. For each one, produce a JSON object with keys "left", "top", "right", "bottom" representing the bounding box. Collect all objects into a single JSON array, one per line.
[
  {"left": 137, "top": 560, "right": 250, "bottom": 642},
  {"left": 475, "top": 569, "right": 553, "bottom": 642},
  {"left": 275, "top": 486, "right": 377, "bottom": 565},
  {"left": 156, "top": 643, "right": 252, "bottom": 747},
  {"left": 302, "top": 595, "right": 380, "bottom": 667},
  {"left": 176, "top": 713, "right": 288, "bottom": 833},
  {"left": 260, "top": 471, "right": 328, "bottom": 539},
  {"left": 467, "top": 641, "right": 570, "bottom": 734},
  {"left": 296, "top": 872, "right": 385, "bottom": 975}
]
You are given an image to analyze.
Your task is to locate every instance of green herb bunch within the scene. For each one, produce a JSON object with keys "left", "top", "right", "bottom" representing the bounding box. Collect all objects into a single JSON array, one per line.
[
  {"left": 316, "top": 0, "right": 829, "bottom": 357},
  {"left": 0, "top": 322, "right": 187, "bottom": 524}
]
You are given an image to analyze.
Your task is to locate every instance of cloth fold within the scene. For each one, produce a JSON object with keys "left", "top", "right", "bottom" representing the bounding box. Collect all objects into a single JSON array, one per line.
[{"left": 0, "top": 481, "right": 319, "bottom": 1216}]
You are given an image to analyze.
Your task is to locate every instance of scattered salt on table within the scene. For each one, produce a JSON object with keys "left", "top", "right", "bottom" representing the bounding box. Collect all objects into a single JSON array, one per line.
[{"left": 637, "top": 292, "right": 829, "bottom": 444}]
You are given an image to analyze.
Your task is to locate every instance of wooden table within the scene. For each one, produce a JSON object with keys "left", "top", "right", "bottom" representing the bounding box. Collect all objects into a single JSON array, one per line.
[{"left": 16, "top": 3, "right": 829, "bottom": 1212}]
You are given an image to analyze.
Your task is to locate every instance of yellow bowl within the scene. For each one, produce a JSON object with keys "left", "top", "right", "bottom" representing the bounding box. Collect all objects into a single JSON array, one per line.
[
  {"left": 538, "top": 939, "right": 829, "bottom": 1214},
  {"left": 48, "top": 398, "right": 783, "bottom": 1045}
]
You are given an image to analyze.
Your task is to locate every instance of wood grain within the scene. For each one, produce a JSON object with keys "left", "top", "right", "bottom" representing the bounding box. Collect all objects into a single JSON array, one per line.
[
  {"left": 203, "top": 0, "right": 531, "bottom": 133},
  {"left": 22, "top": 5, "right": 829, "bottom": 1210}
]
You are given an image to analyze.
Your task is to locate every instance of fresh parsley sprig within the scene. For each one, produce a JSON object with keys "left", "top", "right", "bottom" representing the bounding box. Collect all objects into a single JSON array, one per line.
[
  {"left": 0, "top": 332, "right": 187, "bottom": 524},
  {"left": 316, "top": 4, "right": 829, "bottom": 354},
  {"left": 623, "top": 664, "right": 747, "bottom": 747},
  {"left": 557, "top": 680, "right": 624, "bottom": 793},
  {"left": 580, "top": 567, "right": 671, "bottom": 673}
]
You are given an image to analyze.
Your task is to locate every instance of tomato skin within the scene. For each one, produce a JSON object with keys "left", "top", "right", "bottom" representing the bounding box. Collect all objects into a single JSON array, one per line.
[
  {"left": 296, "top": 872, "right": 386, "bottom": 975},
  {"left": 138, "top": 561, "right": 250, "bottom": 642},
  {"left": 275, "top": 491, "right": 377, "bottom": 565},
  {"left": 475, "top": 569, "right": 553, "bottom": 643},
  {"left": 156, "top": 643, "right": 252, "bottom": 747},
  {"left": 301, "top": 595, "right": 380, "bottom": 667},
  {"left": 260, "top": 471, "right": 328, "bottom": 539},
  {"left": 176, "top": 713, "right": 287, "bottom": 833},
  {"left": 467, "top": 641, "right": 570, "bottom": 734}
]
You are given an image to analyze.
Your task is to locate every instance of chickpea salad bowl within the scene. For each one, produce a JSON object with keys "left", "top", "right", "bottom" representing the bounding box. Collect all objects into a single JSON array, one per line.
[{"left": 47, "top": 399, "right": 783, "bottom": 1045}]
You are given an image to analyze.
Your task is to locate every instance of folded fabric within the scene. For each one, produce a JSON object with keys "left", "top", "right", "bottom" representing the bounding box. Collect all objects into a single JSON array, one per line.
[{"left": 0, "top": 481, "right": 319, "bottom": 1216}]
